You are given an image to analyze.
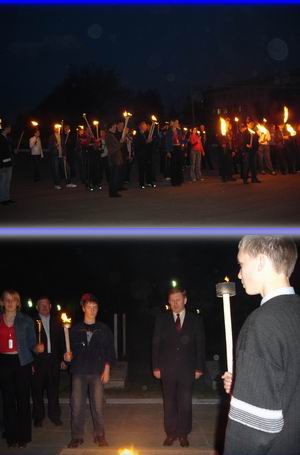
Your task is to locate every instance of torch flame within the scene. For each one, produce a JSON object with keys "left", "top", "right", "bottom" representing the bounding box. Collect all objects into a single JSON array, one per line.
[
  {"left": 286, "top": 124, "right": 296, "bottom": 137},
  {"left": 263, "top": 118, "right": 267, "bottom": 123},
  {"left": 224, "top": 276, "right": 230, "bottom": 282},
  {"left": 123, "top": 111, "right": 132, "bottom": 118},
  {"left": 132, "top": 130, "right": 137, "bottom": 136},
  {"left": 220, "top": 117, "right": 227, "bottom": 136},
  {"left": 31, "top": 121, "right": 39, "bottom": 127},
  {"left": 54, "top": 123, "right": 62, "bottom": 130},
  {"left": 284, "top": 106, "right": 288, "bottom": 124},
  {"left": 61, "top": 313, "right": 72, "bottom": 326},
  {"left": 93, "top": 120, "right": 99, "bottom": 126},
  {"left": 151, "top": 115, "right": 158, "bottom": 122},
  {"left": 257, "top": 124, "right": 268, "bottom": 135},
  {"left": 234, "top": 117, "right": 239, "bottom": 122},
  {"left": 248, "top": 128, "right": 256, "bottom": 135},
  {"left": 118, "top": 448, "right": 139, "bottom": 455},
  {"left": 78, "top": 125, "right": 84, "bottom": 129}
]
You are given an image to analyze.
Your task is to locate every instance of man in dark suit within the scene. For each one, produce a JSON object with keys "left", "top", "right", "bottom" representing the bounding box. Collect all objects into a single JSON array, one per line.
[
  {"left": 31, "top": 297, "right": 66, "bottom": 427},
  {"left": 152, "top": 287, "right": 205, "bottom": 447}
]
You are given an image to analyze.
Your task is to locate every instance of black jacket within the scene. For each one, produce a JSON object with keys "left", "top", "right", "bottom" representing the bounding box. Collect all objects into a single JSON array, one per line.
[
  {"left": 152, "top": 311, "right": 205, "bottom": 381},
  {"left": 33, "top": 315, "right": 65, "bottom": 367},
  {"left": 0, "top": 133, "right": 13, "bottom": 168}
]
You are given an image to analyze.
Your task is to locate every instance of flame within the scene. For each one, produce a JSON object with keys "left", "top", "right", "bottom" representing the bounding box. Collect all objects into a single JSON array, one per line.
[
  {"left": 165, "top": 304, "right": 170, "bottom": 311},
  {"left": 31, "top": 121, "right": 39, "bottom": 127},
  {"left": 54, "top": 123, "right": 62, "bottom": 129},
  {"left": 284, "top": 106, "right": 288, "bottom": 124},
  {"left": 93, "top": 120, "right": 99, "bottom": 126},
  {"left": 220, "top": 117, "right": 227, "bottom": 136},
  {"left": 78, "top": 125, "right": 84, "bottom": 129},
  {"left": 257, "top": 124, "right": 268, "bottom": 135},
  {"left": 234, "top": 117, "right": 239, "bottom": 122},
  {"left": 224, "top": 276, "right": 230, "bottom": 282},
  {"left": 118, "top": 448, "right": 139, "bottom": 455},
  {"left": 183, "top": 127, "right": 188, "bottom": 132},
  {"left": 132, "top": 130, "right": 137, "bottom": 136},
  {"left": 151, "top": 115, "right": 158, "bottom": 122},
  {"left": 123, "top": 111, "right": 132, "bottom": 118},
  {"left": 197, "top": 130, "right": 201, "bottom": 135},
  {"left": 263, "top": 118, "right": 267, "bottom": 123},
  {"left": 248, "top": 128, "right": 255, "bottom": 135},
  {"left": 286, "top": 124, "right": 296, "bottom": 136},
  {"left": 61, "top": 313, "right": 72, "bottom": 326},
  {"left": 83, "top": 113, "right": 87, "bottom": 117}
]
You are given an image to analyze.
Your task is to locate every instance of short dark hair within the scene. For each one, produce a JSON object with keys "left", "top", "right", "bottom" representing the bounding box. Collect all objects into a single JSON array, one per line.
[{"left": 80, "top": 292, "right": 98, "bottom": 306}]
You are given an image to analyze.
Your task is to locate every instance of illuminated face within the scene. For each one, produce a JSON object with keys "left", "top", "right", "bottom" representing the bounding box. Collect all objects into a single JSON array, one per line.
[
  {"left": 168, "top": 292, "right": 187, "bottom": 314},
  {"left": 237, "top": 249, "right": 262, "bottom": 295},
  {"left": 2, "top": 292, "right": 19, "bottom": 313},
  {"left": 82, "top": 301, "right": 98, "bottom": 319},
  {"left": 37, "top": 298, "right": 51, "bottom": 316}
]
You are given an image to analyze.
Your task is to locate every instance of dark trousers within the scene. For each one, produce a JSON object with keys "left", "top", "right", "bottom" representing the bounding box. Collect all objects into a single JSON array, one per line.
[
  {"left": 96, "top": 156, "right": 110, "bottom": 187},
  {"left": 0, "top": 354, "right": 32, "bottom": 444},
  {"left": 219, "top": 146, "right": 233, "bottom": 181},
  {"left": 161, "top": 376, "right": 193, "bottom": 437},
  {"left": 170, "top": 146, "right": 184, "bottom": 186},
  {"left": 86, "top": 148, "right": 97, "bottom": 188},
  {"left": 109, "top": 164, "right": 121, "bottom": 196},
  {"left": 137, "top": 150, "right": 153, "bottom": 186},
  {"left": 202, "top": 145, "right": 214, "bottom": 170},
  {"left": 31, "top": 155, "right": 42, "bottom": 181},
  {"left": 31, "top": 355, "right": 61, "bottom": 423},
  {"left": 242, "top": 149, "right": 258, "bottom": 182}
]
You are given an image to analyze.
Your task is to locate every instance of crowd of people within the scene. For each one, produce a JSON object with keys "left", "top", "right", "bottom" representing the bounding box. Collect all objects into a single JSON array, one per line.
[
  {"left": 0, "top": 236, "right": 300, "bottom": 454},
  {"left": 1, "top": 116, "right": 300, "bottom": 205}
]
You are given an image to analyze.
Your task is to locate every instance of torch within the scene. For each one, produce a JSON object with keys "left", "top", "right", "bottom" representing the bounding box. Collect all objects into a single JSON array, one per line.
[
  {"left": 216, "top": 277, "right": 236, "bottom": 373},
  {"left": 283, "top": 106, "right": 288, "bottom": 124},
  {"left": 36, "top": 320, "right": 42, "bottom": 344},
  {"left": 61, "top": 313, "right": 72, "bottom": 353},
  {"left": 93, "top": 120, "right": 99, "bottom": 139},
  {"left": 148, "top": 115, "right": 158, "bottom": 141},
  {"left": 286, "top": 124, "right": 296, "bottom": 137},
  {"left": 122, "top": 111, "right": 132, "bottom": 141},
  {"left": 82, "top": 113, "right": 94, "bottom": 137},
  {"left": 31, "top": 121, "right": 39, "bottom": 127}
]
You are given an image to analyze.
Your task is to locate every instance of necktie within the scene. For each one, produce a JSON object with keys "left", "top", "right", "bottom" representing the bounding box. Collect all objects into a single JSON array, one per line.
[{"left": 175, "top": 313, "right": 181, "bottom": 332}]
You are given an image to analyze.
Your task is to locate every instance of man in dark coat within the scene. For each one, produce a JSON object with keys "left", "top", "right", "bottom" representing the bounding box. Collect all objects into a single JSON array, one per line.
[
  {"left": 31, "top": 297, "right": 66, "bottom": 427},
  {"left": 152, "top": 287, "right": 205, "bottom": 447}
]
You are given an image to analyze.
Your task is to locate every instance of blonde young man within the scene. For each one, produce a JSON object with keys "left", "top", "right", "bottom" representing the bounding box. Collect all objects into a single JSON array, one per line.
[{"left": 223, "top": 236, "right": 300, "bottom": 455}]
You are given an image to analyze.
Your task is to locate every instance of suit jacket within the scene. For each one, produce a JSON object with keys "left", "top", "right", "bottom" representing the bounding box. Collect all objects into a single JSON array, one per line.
[
  {"left": 152, "top": 310, "right": 205, "bottom": 382},
  {"left": 33, "top": 314, "right": 65, "bottom": 367}
]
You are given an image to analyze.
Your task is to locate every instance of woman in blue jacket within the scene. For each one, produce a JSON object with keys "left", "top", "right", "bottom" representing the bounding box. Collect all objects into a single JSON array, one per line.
[{"left": 0, "top": 289, "right": 37, "bottom": 448}]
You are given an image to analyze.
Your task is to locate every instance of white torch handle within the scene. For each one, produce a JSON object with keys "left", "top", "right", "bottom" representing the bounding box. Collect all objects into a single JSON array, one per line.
[
  {"left": 64, "top": 326, "right": 71, "bottom": 353},
  {"left": 223, "top": 293, "right": 233, "bottom": 373},
  {"left": 122, "top": 117, "right": 129, "bottom": 141}
]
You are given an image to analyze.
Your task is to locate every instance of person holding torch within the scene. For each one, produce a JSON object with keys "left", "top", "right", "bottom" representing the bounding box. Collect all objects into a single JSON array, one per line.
[
  {"left": 222, "top": 236, "right": 300, "bottom": 455},
  {"left": 64, "top": 293, "right": 116, "bottom": 448}
]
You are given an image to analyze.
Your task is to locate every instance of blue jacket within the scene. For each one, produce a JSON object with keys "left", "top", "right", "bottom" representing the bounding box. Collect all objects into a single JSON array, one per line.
[{"left": 14, "top": 312, "right": 36, "bottom": 366}]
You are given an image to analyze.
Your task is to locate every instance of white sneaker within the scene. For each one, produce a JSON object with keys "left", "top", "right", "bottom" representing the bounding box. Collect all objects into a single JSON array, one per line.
[
  {"left": 66, "top": 183, "right": 77, "bottom": 188},
  {"left": 54, "top": 185, "right": 62, "bottom": 190}
]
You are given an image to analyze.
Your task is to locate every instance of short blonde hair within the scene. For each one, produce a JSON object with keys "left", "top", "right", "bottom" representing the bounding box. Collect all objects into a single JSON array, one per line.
[
  {"left": 0, "top": 289, "right": 22, "bottom": 311},
  {"left": 239, "top": 236, "right": 298, "bottom": 278}
]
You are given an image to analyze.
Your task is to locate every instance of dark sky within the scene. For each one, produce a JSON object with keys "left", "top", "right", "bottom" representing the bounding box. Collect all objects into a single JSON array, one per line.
[{"left": 1, "top": 4, "right": 300, "bottom": 119}]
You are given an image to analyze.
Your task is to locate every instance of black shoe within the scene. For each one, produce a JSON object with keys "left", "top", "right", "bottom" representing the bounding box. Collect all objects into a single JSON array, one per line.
[
  {"left": 94, "top": 435, "right": 109, "bottom": 446},
  {"left": 243, "top": 180, "right": 248, "bottom": 184},
  {"left": 118, "top": 187, "right": 128, "bottom": 191},
  {"left": 179, "top": 435, "right": 189, "bottom": 447},
  {"left": 163, "top": 436, "right": 176, "bottom": 446},
  {"left": 252, "top": 179, "right": 262, "bottom": 183},
  {"left": 34, "top": 420, "right": 43, "bottom": 427},
  {"left": 7, "top": 442, "right": 18, "bottom": 448},
  {"left": 52, "top": 419, "right": 62, "bottom": 426},
  {"left": 67, "top": 438, "right": 84, "bottom": 448},
  {"left": 109, "top": 193, "right": 122, "bottom": 198},
  {"left": 18, "top": 442, "right": 27, "bottom": 448}
]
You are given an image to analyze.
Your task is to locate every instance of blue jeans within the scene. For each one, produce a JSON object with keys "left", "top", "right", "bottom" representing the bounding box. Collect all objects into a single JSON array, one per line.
[
  {"left": 70, "top": 374, "right": 104, "bottom": 439},
  {"left": 0, "top": 166, "right": 13, "bottom": 202}
]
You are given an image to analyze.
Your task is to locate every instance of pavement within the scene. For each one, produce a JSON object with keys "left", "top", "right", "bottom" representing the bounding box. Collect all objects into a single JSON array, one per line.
[
  {"left": 0, "top": 400, "right": 228, "bottom": 455},
  {"left": 1, "top": 152, "right": 300, "bottom": 227}
]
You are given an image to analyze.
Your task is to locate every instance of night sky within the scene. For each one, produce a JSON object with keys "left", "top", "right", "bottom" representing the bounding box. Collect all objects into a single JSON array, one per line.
[
  {"left": 1, "top": 4, "right": 300, "bottom": 119},
  {"left": 1, "top": 238, "right": 300, "bottom": 360}
]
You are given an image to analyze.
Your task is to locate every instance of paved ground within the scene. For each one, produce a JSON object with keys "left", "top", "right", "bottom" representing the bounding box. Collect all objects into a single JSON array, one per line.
[
  {"left": 2, "top": 153, "right": 300, "bottom": 227},
  {"left": 0, "top": 401, "right": 227, "bottom": 455}
]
